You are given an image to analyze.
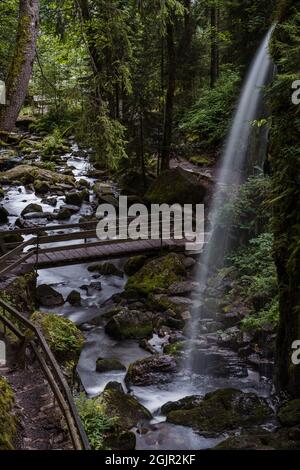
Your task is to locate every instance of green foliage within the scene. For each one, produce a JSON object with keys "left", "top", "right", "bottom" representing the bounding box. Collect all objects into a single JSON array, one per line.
[
  {"left": 75, "top": 394, "right": 113, "bottom": 450},
  {"left": 219, "top": 174, "right": 272, "bottom": 240},
  {"left": 0, "top": 377, "right": 17, "bottom": 450},
  {"left": 227, "top": 232, "right": 277, "bottom": 303},
  {"left": 242, "top": 298, "right": 279, "bottom": 331},
  {"left": 0, "top": 0, "right": 18, "bottom": 80},
  {"left": 180, "top": 69, "right": 241, "bottom": 148},
  {"left": 30, "top": 311, "right": 84, "bottom": 362}
]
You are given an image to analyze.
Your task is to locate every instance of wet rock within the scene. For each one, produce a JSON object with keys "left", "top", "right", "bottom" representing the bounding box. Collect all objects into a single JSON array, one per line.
[
  {"left": 163, "top": 340, "right": 187, "bottom": 358},
  {"left": 65, "top": 189, "right": 88, "bottom": 206},
  {"left": 125, "top": 253, "right": 186, "bottom": 296},
  {"left": 166, "top": 388, "right": 272, "bottom": 434},
  {"left": 66, "top": 290, "right": 82, "bottom": 306},
  {"left": 105, "top": 308, "right": 153, "bottom": 339},
  {"left": 215, "top": 427, "right": 300, "bottom": 450},
  {"left": 88, "top": 262, "right": 123, "bottom": 277},
  {"left": 168, "top": 281, "right": 201, "bottom": 296},
  {"left": 21, "top": 203, "right": 43, "bottom": 216},
  {"left": 41, "top": 197, "right": 57, "bottom": 207},
  {"left": 76, "top": 179, "right": 90, "bottom": 189},
  {"left": 139, "top": 338, "right": 157, "bottom": 354},
  {"left": 0, "top": 206, "right": 9, "bottom": 223},
  {"left": 277, "top": 400, "right": 300, "bottom": 427},
  {"left": 183, "top": 257, "right": 196, "bottom": 269},
  {"left": 125, "top": 355, "right": 177, "bottom": 386},
  {"left": 56, "top": 208, "right": 72, "bottom": 220},
  {"left": 217, "top": 327, "right": 252, "bottom": 351},
  {"left": 97, "top": 382, "right": 152, "bottom": 429},
  {"left": 93, "top": 182, "right": 115, "bottom": 197},
  {"left": 89, "top": 281, "right": 102, "bottom": 291},
  {"left": 103, "top": 430, "right": 136, "bottom": 451},
  {"left": 162, "top": 395, "right": 202, "bottom": 415},
  {"left": 214, "top": 434, "right": 275, "bottom": 450},
  {"left": 145, "top": 167, "right": 211, "bottom": 205},
  {"left": 34, "top": 180, "right": 50, "bottom": 194},
  {"left": 124, "top": 255, "right": 148, "bottom": 276},
  {"left": 96, "top": 358, "right": 126, "bottom": 373},
  {"left": 36, "top": 284, "right": 65, "bottom": 307}
]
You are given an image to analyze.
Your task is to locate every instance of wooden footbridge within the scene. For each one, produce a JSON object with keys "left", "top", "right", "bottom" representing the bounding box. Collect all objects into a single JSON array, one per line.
[{"left": 0, "top": 219, "right": 205, "bottom": 287}]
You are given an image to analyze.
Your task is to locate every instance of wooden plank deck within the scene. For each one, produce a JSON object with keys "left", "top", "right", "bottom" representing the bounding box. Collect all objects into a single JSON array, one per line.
[{"left": 0, "top": 237, "right": 190, "bottom": 287}]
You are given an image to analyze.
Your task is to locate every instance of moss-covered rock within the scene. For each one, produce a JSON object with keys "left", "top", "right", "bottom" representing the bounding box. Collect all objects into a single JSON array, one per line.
[
  {"left": 5, "top": 272, "right": 37, "bottom": 312},
  {"left": 163, "top": 340, "right": 187, "bottom": 358},
  {"left": 31, "top": 311, "right": 84, "bottom": 362},
  {"left": 88, "top": 262, "right": 123, "bottom": 277},
  {"left": 21, "top": 203, "right": 43, "bottom": 216},
  {"left": 166, "top": 388, "right": 272, "bottom": 434},
  {"left": 125, "top": 253, "right": 186, "bottom": 296},
  {"left": 0, "top": 377, "right": 17, "bottom": 450},
  {"left": 277, "top": 400, "right": 300, "bottom": 427},
  {"left": 105, "top": 308, "right": 153, "bottom": 339},
  {"left": 0, "top": 164, "right": 75, "bottom": 186},
  {"left": 96, "top": 382, "right": 152, "bottom": 429},
  {"left": 145, "top": 167, "right": 211, "bottom": 205},
  {"left": 34, "top": 180, "right": 50, "bottom": 194},
  {"left": 124, "top": 255, "right": 148, "bottom": 276},
  {"left": 215, "top": 428, "right": 300, "bottom": 450},
  {"left": 65, "top": 190, "right": 88, "bottom": 206},
  {"left": 96, "top": 358, "right": 126, "bottom": 373},
  {"left": 125, "top": 355, "right": 177, "bottom": 386}
]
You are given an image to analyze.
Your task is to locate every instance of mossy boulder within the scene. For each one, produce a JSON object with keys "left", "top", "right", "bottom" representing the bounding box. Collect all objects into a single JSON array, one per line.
[
  {"left": 21, "top": 203, "right": 43, "bottom": 216},
  {"left": 65, "top": 190, "right": 88, "bottom": 206},
  {"left": 163, "top": 340, "right": 187, "bottom": 358},
  {"left": 96, "top": 358, "right": 126, "bottom": 373},
  {"left": 215, "top": 428, "right": 300, "bottom": 450},
  {"left": 96, "top": 382, "right": 152, "bottom": 429},
  {"left": 0, "top": 377, "right": 17, "bottom": 450},
  {"left": 124, "top": 255, "right": 148, "bottom": 276},
  {"left": 88, "top": 262, "right": 123, "bottom": 277},
  {"left": 5, "top": 272, "right": 37, "bottom": 312},
  {"left": 0, "top": 164, "right": 75, "bottom": 186},
  {"left": 66, "top": 290, "right": 82, "bottom": 306},
  {"left": 34, "top": 180, "right": 50, "bottom": 194},
  {"left": 31, "top": 311, "right": 84, "bottom": 362},
  {"left": 166, "top": 388, "right": 272, "bottom": 434},
  {"left": 125, "top": 355, "right": 177, "bottom": 386},
  {"left": 105, "top": 308, "right": 153, "bottom": 339},
  {"left": 145, "top": 167, "right": 211, "bottom": 205},
  {"left": 125, "top": 253, "right": 186, "bottom": 296},
  {"left": 277, "top": 400, "right": 300, "bottom": 427}
]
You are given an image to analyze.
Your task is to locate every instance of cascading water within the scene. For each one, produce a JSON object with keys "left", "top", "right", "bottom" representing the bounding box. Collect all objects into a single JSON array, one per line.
[{"left": 187, "top": 27, "right": 274, "bottom": 371}]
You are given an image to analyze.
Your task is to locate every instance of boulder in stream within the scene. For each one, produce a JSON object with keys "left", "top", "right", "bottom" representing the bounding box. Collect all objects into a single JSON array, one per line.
[
  {"left": 165, "top": 388, "right": 272, "bottom": 435},
  {"left": 0, "top": 206, "right": 9, "bottom": 223},
  {"left": 125, "top": 355, "right": 177, "bottom": 386},
  {"left": 96, "top": 358, "right": 126, "bottom": 373},
  {"left": 36, "top": 284, "right": 65, "bottom": 307},
  {"left": 21, "top": 203, "right": 43, "bottom": 216},
  {"left": 105, "top": 308, "right": 153, "bottom": 339}
]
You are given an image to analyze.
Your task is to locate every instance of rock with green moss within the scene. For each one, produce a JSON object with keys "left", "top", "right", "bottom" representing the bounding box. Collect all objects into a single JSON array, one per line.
[
  {"left": 34, "top": 180, "right": 50, "bottom": 194},
  {"left": 65, "top": 190, "right": 88, "bottom": 206},
  {"left": 215, "top": 427, "right": 300, "bottom": 450},
  {"left": 88, "top": 262, "right": 123, "bottom": 277},
  {"left": 105, "top": 308, "right": 153, "bottom": 339},
  {"left": 145, "top": 167, "right": 211, "bottom": 205},
  {"left": 0, "top": 377, "right": 17, "bottom": 450},
  {"left": 0, "top": 164, "right": 75, "bottom": 186},
  {"left": 189, "top": 156, "right": 214, "bottom": 166},
  {"left": 31, "top": 311, "right": 84, "bottom": 362},
  {"left": 277, "top": 400, "right": 300, "bottom": 427},
  {"left": 126, "top": 253, "right": 186, "bottom": 296},
  {"left": 21, "top": 203, "right": 43, "bottom": 216},
  {"left": 97, "top": 382, "right": 152, "bottom": 429},
  {"left": 163, "top": 340, "right": 187, "bottom": 358},
  {"left": 166, "top": 388, "right": 272, "bottom": 435},
  {"left": 5, "top": 272, "right": 37, "bottom": 312},
  {"left": 125, "top": 355, "right": 177, "bottom": 386},
  {"left": 96, "top": 358, "right": 126, "bottom": 373},
  {"left": 0, "top": 206, "right": 9, "bottom": 223},
  {"left": 124, "top": 255, "right": 148, "bottom": 276}
]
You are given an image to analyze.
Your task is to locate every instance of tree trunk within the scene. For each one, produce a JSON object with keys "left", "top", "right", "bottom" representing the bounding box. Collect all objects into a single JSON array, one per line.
[
  {"left": 0, "top": 0, "right": 39, "bottom": 133},
  {"left": 161, "top": 20, "right": 176, "bottom": 172},
  {"left": 210, "top": 5, "right": 219, "bottom": 88}
]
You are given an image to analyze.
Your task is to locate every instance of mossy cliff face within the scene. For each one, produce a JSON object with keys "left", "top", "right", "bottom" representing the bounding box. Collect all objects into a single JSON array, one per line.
[
  {"left": 30, "top": 312, "right": 84, "bottom": 363},
  {"left": 0, "top": 377, "right": 17, "bottom": 450},
  {"left": 269, "top": 2, "right": 300, "bottom": 396}
]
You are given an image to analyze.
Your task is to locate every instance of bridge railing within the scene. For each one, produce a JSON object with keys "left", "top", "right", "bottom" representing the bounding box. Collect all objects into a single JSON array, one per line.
[{"left": 0, "top": 297, "right": 90, "bottom": 450}]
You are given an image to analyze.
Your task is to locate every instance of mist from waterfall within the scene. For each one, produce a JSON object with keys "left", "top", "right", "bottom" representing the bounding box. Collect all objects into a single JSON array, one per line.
[{"left": 186, "top": 28, "right": 274, "bottom": 371}]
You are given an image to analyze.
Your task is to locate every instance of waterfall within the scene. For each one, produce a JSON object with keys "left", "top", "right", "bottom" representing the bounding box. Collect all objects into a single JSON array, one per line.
[{"left": 186, "top": 28, "right": 274, "bottom": 371}]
